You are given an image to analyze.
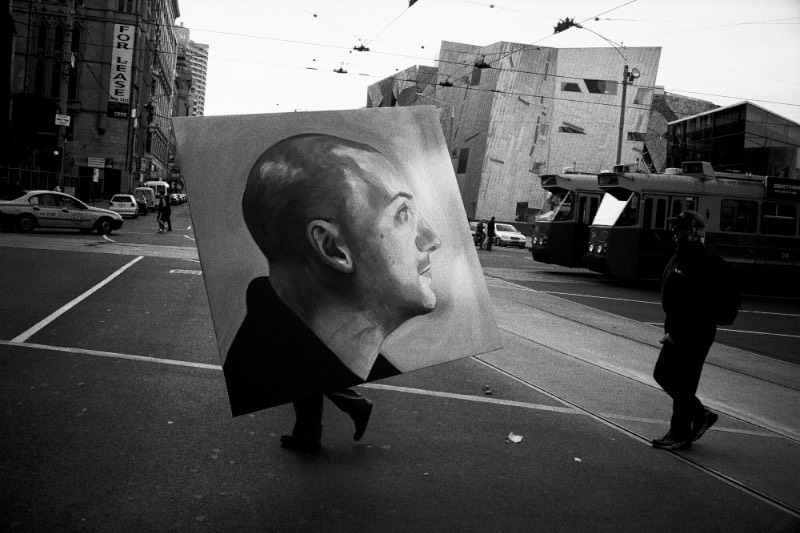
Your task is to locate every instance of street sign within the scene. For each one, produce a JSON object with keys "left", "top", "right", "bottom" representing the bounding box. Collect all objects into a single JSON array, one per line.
[
  {"left": 55, "top": 114, "right": 71, "bottom": 127},
  {"left": 88, "top": 157, "right": 105, "bottom": 168}
]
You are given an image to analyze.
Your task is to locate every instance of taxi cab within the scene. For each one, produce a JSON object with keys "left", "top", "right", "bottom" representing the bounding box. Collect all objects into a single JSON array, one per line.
[{"left": 0, "top": 190, "right": 123, "bottom": 234}]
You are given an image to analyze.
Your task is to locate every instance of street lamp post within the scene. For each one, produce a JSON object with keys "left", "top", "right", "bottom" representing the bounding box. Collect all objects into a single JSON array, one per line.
[{"left": 616, "top": 64, "right": 640, "bottom": 165}]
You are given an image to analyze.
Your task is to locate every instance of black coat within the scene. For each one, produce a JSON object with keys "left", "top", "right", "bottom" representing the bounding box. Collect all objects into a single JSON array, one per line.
[{"left": 223, "top": 277, "right": 399, "bottom": 416}]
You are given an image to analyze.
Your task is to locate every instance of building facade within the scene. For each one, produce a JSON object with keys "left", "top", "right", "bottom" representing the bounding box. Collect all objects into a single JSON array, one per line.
[
  {"left": 174, "top": 24, "right": 208, "bottom": 117},
  {"left": 369, "top": 41, "right": 662, "bottom": 222},
  {"left": 4, "top": 0, "right": 180, "bottom": 200},
  {"left": 667, "top": 101, "right": 800, "bottom": 179}
]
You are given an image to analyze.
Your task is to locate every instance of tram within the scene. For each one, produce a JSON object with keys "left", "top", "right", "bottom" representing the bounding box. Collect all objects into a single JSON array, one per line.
[
  {"left": 530, "top": 172, "right": 604, "bottom": 267},
  {"left": 584, "top": 161, "right": 800, "bottom": 280}
]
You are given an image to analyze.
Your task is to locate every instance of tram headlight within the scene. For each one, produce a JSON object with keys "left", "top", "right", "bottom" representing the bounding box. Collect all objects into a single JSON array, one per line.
[
  {"left": 597, "top": 245, "right": 604, "bottom": 254},
  {"left": 588, "top": 244, "right": 594, "bottom": 253},
  {"left": 532, "top": 237, "right": 538, "bottom": 245}
]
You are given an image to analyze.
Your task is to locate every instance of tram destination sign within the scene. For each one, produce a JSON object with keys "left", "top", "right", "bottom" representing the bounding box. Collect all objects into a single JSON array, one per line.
[{"left": 766, "top": 176, "right": 800, "bottom": 201}]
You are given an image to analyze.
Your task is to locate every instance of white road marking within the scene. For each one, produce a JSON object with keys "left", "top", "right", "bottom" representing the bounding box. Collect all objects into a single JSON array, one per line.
[
  {"left": 0, "top": 340, "right": 776, "bottom": 440},
  {"left": 170, "top": 269, "right": 202, "bottom": 275},
  {"left": 10, "top": 256, "right": 144, "bottom": 343},
  {"left": 103, "top": 235, "right": 115, "bottom": 243},
  {"left": 361, "top": 383, "right": 580, "bottom": 414},
  {"left": 646, "top": 323, "right": 800, "bottom": 338},
  {"left": 0, "top": 340, "right": 221, "bottom": 370},
  {"left": 489, "top": 280, "right": 800, "bottom": 318},
  {"left": 184, "top": 235, "right": 196, "bottom": 242}
]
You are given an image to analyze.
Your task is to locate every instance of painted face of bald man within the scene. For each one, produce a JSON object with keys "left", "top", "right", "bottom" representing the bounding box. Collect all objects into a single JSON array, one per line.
[{"left": 340, "top": 150, "right": 442, "bottom": 324}]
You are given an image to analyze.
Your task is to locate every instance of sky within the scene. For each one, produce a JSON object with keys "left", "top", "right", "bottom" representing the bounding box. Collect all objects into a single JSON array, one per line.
[{"left": 174, "top": 0, "right": 800, "bottom": 124}]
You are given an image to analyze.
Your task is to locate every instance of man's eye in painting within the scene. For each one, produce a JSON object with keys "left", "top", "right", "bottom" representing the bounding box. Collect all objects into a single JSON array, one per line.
[{"left": 396, "top": 204, "right": 413, "bottom": 224}]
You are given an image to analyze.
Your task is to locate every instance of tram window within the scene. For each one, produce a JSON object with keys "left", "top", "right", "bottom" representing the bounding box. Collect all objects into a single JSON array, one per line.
[
  {"left": 643, "top": 198, "right": 653, "bottom": 230},
  {"left": 578, "top": 195, "right": 598, "bottom": 224},
  {"left": 720, "top": 199, "right": 758, "bottom": 233},
  {"left": 761, "top": 202, "right": 798, "bottom": 236},
  {"left": 672, "top": 200, "right": 683, "bottom": 216},
  {"left": 536, "top": 191, "right": 574, "bottom": 222},
  {"left": 655, "top": 199, "right": 667, "bottom": 229},
  {"left": 594, "top": 193, "right": 639, "bottom": 227},
  {"left": 618, "top": 193, "right": 640, "bottom": 226}
]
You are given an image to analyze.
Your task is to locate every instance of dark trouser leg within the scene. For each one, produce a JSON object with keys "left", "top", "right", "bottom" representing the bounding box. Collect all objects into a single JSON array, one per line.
[
  {"left": 326, "top": 387, "right": 371, "bottom": 420},
  {"left": 653, "top": 341, "right": 709, "bottom": 437},
  {"left": 292, "top": 394, "right": 324, "bottom": 444}
]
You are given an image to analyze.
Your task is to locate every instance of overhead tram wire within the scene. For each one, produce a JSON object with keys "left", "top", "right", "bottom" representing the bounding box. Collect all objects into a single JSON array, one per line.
[{"left": 435, "top": 0, "right": 640, "bottom": 90}]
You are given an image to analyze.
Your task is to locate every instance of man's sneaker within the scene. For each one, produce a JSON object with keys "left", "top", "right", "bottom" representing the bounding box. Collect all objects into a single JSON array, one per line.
[
  {"left": 652, "top": 431, "right": 692, "bottom": 450},
  {"left": 691, "top": 409, "right": 719, "bottom": 443}
]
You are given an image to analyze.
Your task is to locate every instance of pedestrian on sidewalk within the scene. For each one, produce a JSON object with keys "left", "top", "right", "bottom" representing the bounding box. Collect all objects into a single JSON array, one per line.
[
  {"left": 157, "top": 192, "right": 172, "bottom": 232},
  {"left": 476, "top": 220, "right": 485, "bottom": 249},
  {"left": 485, "top": 216, "right": 496, "bottom": 251},
  {"left": 652, "top": 210, "right": 738, "bottom": 450}
]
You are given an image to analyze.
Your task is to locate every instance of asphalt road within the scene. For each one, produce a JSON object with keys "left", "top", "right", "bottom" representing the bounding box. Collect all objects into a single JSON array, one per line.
[
  {"left": 481, "top": 245, "right": 800, "bottom": 365},
  {"left": 2, "top": 212, "right": 799, "bottom": 531}
]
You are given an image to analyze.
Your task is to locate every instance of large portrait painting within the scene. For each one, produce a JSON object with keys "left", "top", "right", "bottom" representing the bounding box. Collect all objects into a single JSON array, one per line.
[{"left": 172, "top": 107, "right": 502, "bottom": 415}]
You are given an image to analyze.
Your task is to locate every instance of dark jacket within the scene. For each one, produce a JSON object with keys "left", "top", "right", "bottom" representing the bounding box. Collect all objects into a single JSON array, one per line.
[
  {"left": 223, "top": 277, "right": 399, "bottom": 416},
  {"left": 661, "top": 242, "right": 719, "bottom": 347},
  {"left": 158, "top": 196, "right": 171, "bottom": 217}
]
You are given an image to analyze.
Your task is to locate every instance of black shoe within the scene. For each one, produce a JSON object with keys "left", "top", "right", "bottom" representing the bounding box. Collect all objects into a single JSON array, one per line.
[
  {"left": 652, "top": 430, "right": 692, "bottom": 450},
  {"left": 691, "top": 409, "right": 719, "bottom": 443},
  {"left": 280, "top": 435, "right": 321, "bottom": 453},
  {"left": 353, "top": 401, "right": 373, "bottom": 441}
]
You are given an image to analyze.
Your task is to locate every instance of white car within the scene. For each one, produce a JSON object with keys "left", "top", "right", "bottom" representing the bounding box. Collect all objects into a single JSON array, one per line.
[
  {"left": 494, "top": 223, "right": 527, "bottom": 248},
  {"left": 108, "top": 194, "right": 140, "bottom": 218},
  {"left": 0, "top": 190, "right": 123, "bottom": 234}
]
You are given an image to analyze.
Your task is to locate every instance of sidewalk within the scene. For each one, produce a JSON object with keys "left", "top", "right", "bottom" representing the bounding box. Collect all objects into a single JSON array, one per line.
[{"left": 481, "top": 273, "right": 800, "bottom": 512}]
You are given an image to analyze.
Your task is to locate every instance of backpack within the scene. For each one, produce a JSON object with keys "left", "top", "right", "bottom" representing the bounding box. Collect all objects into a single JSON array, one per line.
[{"left": 711, "top": 255, "right": 741, "bottom": 326}]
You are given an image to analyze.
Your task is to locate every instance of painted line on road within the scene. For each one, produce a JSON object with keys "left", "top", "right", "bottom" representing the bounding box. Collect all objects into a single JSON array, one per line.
[
  {"left": 489, "top": 279, "right": 800, "bottom": 319},
  {"left": 0, "top": 340, "right": 780, "bottom": 440},
  {"left": 103, "top": 235, "right": 115, "bottom": 243},
  {"left": 361, "top": 383, "right": 580, "bottom": 414},
  {"left": 647, "top": 323, "right": 800, "bottom": 339},
  {"left": 0, "top": 340, "right": 222, "bottom": 370},
  {"left": 10, "top": 256, "right": 145, "bottom": 343},
  {"left": 184, "top": 235, "right": 196, "bottom": 242}
]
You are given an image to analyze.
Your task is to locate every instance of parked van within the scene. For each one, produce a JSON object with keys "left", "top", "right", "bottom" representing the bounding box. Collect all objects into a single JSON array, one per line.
[
  {"left": 133, "top": 186, "right": 156, "bottom": 212},
  {"left": 144, "top": 180, "right": 170, "bottom": 199}
]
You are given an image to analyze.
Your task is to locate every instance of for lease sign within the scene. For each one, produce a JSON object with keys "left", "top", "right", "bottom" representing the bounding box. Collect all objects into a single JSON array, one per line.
[{"left": 108, "top": 24, "right": 134, "bottom": 118}]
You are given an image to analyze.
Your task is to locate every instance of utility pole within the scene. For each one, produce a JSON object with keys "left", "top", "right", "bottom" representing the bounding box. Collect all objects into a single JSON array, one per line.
[
  {"left": 616, "top": 65, "right": 629, "bottom": 165},
  {"left": 57, "top": 1, "right": 76, "bottom": 191}
]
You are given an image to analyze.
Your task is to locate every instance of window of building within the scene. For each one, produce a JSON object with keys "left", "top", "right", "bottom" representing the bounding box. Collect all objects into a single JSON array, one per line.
[
  {"left": 118, "top": 0, "right": 134, "bottom": 12},
  {"left": 560, "top": 82, "right": 581, "bottom": 92},
  {"left": 537, "top": 123, "right": 549, "bottom": 142},
  {"left": 50, "top": 61, "right": 61, "bottom": 98},
  {"left": 37, "top": 21, "right": 48, "bottom": 53},
  {"left": 634, "top": 88, "right": 653, "bottom": 105},
  {"left": 627, "top": 132, "right": 646, "bottom": 141},
  {"left": 720, "top": 199, "right": 758, "bottom": 232},
  {"left": 471, "top": 68, "right": 482, "bottom": 86},
  {"left": 71, "top": 24, "right": 81, "bottom": 52},
  {"left": 34, "top": 59, "right": 46, "bottom": 96},
  {"left": 68, "top": 67, "right": 78, "bottom": 99},
  {"left": 584, "top": 79, "right": 617, "bottom": 95},
  {"left": 54, "top": 25, "right": 64, "bottom": 56},
  {"left": 559, "top": 122, "right": 585, "bottom": 134},
  {"left": 760, "top": 202, "right": 797, "bottom": 236},
  {"left": 457, "top": 147, "right": 470, "bottom": 174}
]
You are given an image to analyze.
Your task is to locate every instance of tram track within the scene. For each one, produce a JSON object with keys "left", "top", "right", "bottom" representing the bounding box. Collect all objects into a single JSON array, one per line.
[
  {"left": 473, "top": 354, "right": 800, "bottom": 520},
  {"left": 489, "top": 276, "right": 800, "bottom": 394}
]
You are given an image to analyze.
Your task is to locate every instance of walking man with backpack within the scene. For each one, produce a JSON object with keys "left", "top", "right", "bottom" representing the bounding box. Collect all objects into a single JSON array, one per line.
[{"left": 652, "top": 210, "right": 740, "bottom": 450}]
